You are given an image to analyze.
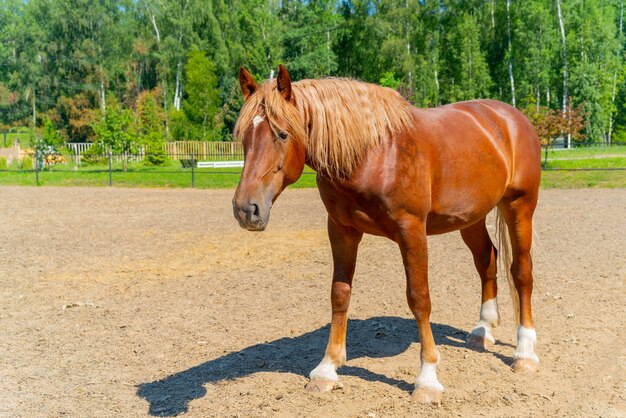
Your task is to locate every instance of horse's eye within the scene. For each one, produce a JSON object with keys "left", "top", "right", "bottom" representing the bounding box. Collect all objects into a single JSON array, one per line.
[{"left": 278, "top": 131, "right": 288, "bottom": 140}]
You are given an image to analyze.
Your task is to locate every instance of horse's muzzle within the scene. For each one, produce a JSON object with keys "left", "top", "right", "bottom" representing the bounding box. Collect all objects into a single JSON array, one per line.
[{"left": 232, "top": 199, "right": 270, "bottom": 231}]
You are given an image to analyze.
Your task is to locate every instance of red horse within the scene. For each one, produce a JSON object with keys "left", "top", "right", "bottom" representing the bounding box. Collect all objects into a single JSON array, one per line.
[{"left": 232, "top": 65, "right": 541, "bottom": 403}]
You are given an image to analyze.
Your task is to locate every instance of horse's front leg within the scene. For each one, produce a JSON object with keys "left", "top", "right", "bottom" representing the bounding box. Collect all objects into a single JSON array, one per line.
[
  {"left": 306, "top": 217, "right": 362, "bottom": 392},
  {"left": 399, "top": 220, "right": 444, "bottom": 404}
]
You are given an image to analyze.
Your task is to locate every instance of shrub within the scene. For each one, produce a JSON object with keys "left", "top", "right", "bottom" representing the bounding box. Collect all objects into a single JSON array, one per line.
[
  {"left": 0, "top": 157, "right": 7, "bottom": 169},
  {"left": 81, "top": 143, "right": 107, "bottom": 165},
  {"left": 21, "top": 157, "right": 33, "bottom": 170},
  {"left": 136, "top": 89, "right": 167, "bottom": 165}
]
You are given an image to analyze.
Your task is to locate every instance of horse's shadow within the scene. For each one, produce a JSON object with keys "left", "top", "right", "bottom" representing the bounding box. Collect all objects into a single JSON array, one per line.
[{"left": 136, "top": 317, "right": 484, "bottom": 416}]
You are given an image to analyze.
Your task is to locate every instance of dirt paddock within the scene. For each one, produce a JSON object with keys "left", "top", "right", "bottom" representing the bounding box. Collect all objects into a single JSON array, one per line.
[{"left": 0, "top": 186, "right": 624, "bottom": 417}]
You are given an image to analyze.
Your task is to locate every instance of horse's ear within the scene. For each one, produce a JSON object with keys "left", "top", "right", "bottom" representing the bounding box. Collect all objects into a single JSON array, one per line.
[
  {"left": 276, "top": 64, "right": 292, "bottom": 102},
  {"left": 239, "top": 67, "right": 257, "bottom": 100}
]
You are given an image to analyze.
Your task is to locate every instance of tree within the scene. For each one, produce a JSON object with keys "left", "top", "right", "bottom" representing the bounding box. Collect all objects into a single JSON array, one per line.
[
  {"left": 88, "top": 96, "right": 138, "bottom": 167},
  {"left": 136, "top": 89, "right": 167, "bottom": 165},
  {"left": 279, "top": 0, "right": 341, "bottom": 79},
  {"left": 183, "top": 50, "right": 221, "bottom": 140},
  {"left": 443, "top": 12, "right": 492, "bottom": 102}
]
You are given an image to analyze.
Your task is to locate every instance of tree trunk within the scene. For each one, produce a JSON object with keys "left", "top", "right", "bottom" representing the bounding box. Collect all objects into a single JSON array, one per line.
[
  {"left": 507, "top": 0, "right": 516, "bottom": 107},
  {"left": 536, "top": 86, "right": 540, "bottom": 112},
  {"left": 174, "top": 61, "right": 182, "bottom": 111},
  {"left": 32, "top": 87, "right": 36, "bottom": 128},
  {"left": 100, "top": 79, "right": 106, "bottom": 113},
  {"left": 434, "top": 58, "right": 440, "bottom": 106},
  {"left": 608, "top": 0, "right": 624, "bottom": 146},
  {"left": 556, "top": 0, "right": 570, "bottom": 147},
  {"left": 327, "top": 30, "right": 331, "bottom": 75}
]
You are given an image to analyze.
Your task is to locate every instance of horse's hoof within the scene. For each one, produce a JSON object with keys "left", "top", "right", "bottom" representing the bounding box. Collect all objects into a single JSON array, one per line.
[
  {"left": 411, "top": 387, "right": 443, "bottom": 404},
  {"left": 305, "top": 379, "right": 339, "bottom": 393},
  {"left": 466, "top": 334, "right": 494, "bottom": 351},
  {"left": 511, "top": 358, "right": 539, "bottom": 374}
]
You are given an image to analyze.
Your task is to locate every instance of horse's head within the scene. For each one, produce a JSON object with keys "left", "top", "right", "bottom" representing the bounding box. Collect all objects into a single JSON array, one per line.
[{"left": 232, "top": 65, "right": 307, "bottom": 231}]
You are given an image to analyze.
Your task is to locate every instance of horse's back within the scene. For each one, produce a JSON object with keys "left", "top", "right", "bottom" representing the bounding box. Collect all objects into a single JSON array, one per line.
[
  {"left": 399, "top": 99, "right": 540, "bottom": 233},
  {"left": 413, "top": 99, "right": 541, "bottom": 193}
]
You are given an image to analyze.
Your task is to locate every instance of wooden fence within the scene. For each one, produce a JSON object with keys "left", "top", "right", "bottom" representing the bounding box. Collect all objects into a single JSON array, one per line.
[
  {"left": 164, "top": 141, "right": 243, "bottom": 159},
  {"left": 65, "top": 141, "right": 243, "bottom": 163}
]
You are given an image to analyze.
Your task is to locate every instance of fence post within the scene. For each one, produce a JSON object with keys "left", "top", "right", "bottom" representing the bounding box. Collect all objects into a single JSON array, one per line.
[
  {"left": 35, "top": 155, "right": 39, "bottom": 186},
  {"left": 191, "top": 153, "right": 195, "bottom": 188},
  {"left": 108, "top": 152, "right": 113, "bottom": 186}
]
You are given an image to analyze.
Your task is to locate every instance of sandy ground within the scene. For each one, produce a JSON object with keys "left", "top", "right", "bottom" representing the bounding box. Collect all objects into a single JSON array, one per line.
[{"left": 0, "top": 186, "right": 624, "bottom": 417}]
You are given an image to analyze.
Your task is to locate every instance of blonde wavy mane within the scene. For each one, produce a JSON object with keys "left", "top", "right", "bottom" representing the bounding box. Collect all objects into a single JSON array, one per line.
[{"left": 234, "top": 78, "right": 414, "bottom": 177}]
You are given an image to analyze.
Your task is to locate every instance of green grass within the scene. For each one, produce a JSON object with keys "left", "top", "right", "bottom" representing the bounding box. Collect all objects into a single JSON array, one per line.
[
  {"left": 543, "top": 145, "right": 626, "bottom": 159},
  {"left": 2, "top": 167, "right": 622, "bottom": 189},
  {"left": 1, "top": 149, "right": 625, "bottom": 189},
  {"left": 0, "top": 161, "right": 318, "bottom": 189},
  {"left": 544, "top": 157, "right": 626, "bottom": 169},
  {"left": 538, "top": 146, "right": 626, "bottom": 187},
  {"left": 540, "top": 170, "right": 626, "bottom": 188},
  {"left": 2, "top": 127, "right": 34, "bottom": 147}
]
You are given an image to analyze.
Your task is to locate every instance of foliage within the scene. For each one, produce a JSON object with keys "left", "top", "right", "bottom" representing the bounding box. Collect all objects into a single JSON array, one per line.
[
  {"left": 56, "top": 94, "right": 97, "bottom": 142},
  {"left": 86, "top": 97, "right": 138, "bottom": 164},
  {"left": 0, "top": 157, "right": 7, "bottom": 169},
  {"left": 21, "top": 156, "right": 33, "bottom": 170},
  {"left": 1, "top": 0, "right": 626, "bottom": 146},
  {"left": 379, "top": 72, "right": 401, "bottom": 90},
  {"left": 32, "top": 118, "right": 66, "bottom": 167},
  {"left": 135, "top": 89, "right": 167, "bottom": 165},
  {"left": 183, "top": 51, "right": 222, "bottom": 141}
]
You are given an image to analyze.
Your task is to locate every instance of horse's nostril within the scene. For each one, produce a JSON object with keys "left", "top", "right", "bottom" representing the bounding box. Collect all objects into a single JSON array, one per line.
[{"left": 250, "top": 203, "right": 260, "bottom": 218}]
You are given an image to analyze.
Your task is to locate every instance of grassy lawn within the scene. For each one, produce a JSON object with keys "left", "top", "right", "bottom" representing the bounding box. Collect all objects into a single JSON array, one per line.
[
  {"left": 544, "top": 156, "right": 626, "bottom": 169},
  {"left": 539, "top": 148, "right": 626, "bottom": 188},
  {"left": 1, "top": 146, "right": 624, "bottom": 189},
  {"left": 0, "top": 160, "right": 318, "bottom": 189},
  {"left": 1, "top": 166, "right": 622, "bottom": 189},
  {"left": 2, "top": 127, "right": 34, "bottom": 148},
  {"left": 540, "top": 170, "right": 626, "bottom": 188},
  {"left": 543, "top": 145, "right": 626, "bottom": 159}
]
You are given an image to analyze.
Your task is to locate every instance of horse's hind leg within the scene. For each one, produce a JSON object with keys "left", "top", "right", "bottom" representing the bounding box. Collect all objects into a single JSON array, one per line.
[
  {"left": 306, "top": 217, "right": 362, "bottom": 392},
  {"left": 460, "top": 217, "right": 500, "bottom": 350},
  {"left": 499, "top": 193, "right": 540, "bottom": 373}
]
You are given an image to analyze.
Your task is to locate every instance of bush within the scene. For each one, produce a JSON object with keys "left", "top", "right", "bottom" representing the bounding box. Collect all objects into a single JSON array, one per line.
[
  {"left": 81, "top": 143, "right": 107, "bottom": 165},
  {"left": 136, "top": 89, "right": 168, "bottom": 165},
  {"left": 21, "top": 157, "right": 33, "bottom": 170},
  {"left": 612, "top": 127, "right": 626, "bottom": 144},
  {"left": 143, "top": 131, "right": 168, "bottom": 166},
  {"left": 0, "top": 157, "right": 7, "bottom": 169}
]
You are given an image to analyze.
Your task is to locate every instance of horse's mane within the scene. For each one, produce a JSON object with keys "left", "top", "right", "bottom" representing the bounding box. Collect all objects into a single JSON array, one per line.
[{"left": 234, "top": 78, "right": 414, "bottom": 177}]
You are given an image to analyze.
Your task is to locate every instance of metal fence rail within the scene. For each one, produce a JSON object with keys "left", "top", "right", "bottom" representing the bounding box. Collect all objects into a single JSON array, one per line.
[
  {"left": 0, "top": 151, "right": 624, "bottom": 188},
  {"left": 0, "top": 153, "right": 287, "bottom": 187}
]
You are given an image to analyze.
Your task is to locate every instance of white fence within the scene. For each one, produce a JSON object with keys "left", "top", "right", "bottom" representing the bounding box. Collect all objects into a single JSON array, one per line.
[
  {"left": 66, "top": 141, "right": 243, "bottom": 164},
  {"left": 0, "top": 143, "right": 23, "bottom": 164},
  {"left": 65, "top": 143, "right": 145, "bottom": 164}
]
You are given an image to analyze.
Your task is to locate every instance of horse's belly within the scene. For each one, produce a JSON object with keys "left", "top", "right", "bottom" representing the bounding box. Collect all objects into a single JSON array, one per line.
[
  {"left": 425, "top": 209, "right": 491, "bottom": 235},
  {"left": 426, "top": 184, "right": 505, "bottom": 235}
]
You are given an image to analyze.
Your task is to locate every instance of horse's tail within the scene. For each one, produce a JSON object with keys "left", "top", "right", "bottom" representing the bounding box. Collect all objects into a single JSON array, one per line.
[{"left": 496, "top": 207, "right": 520, "bottom": 324}]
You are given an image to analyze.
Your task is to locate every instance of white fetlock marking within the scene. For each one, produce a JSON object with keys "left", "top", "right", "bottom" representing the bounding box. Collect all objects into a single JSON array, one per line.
[
  {"left": 415, "top": 355, "right": 444, "bottom": 393},
  {"left": 252, "top": 115, "right": 264, "bottom": 128},
  {"left": 470, "top": 298, "right": 499, "bottom": 343},
  {"left": 480, "top": 298, "right": 500, "bottom": 326},
  {"left": 309, "top": 359, "right": 338, "bottom": 382},
  {"left": 514, "top": 326, "right": 539, "bottom": 363}
]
